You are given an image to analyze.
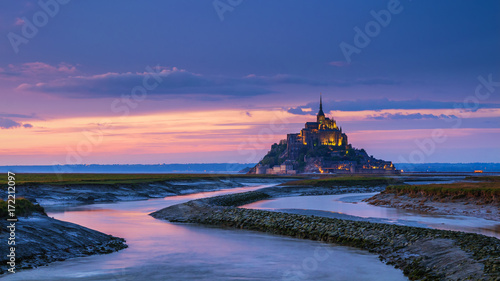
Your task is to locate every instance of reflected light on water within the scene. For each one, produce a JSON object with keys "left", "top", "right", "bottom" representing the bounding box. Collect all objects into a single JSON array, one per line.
[
  {"left": 243, "top": 193, "right": 500, "bottom": 238},
  {"left": 3, "top": 184, "right": 407, "bottom": 281}
]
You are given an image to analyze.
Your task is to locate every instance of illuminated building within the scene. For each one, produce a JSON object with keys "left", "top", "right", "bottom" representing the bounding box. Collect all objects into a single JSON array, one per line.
[
  {"left": 287, "top": 95, "right": 350, "bottom": 159},
  {"left": 250, "top": 94, "right": 398, "bottom": 174}
]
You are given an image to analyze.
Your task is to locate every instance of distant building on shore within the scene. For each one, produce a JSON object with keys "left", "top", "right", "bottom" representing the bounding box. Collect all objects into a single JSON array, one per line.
[
  {"left": 287, "top": 95, "right": 350, "bottom": 159},
  {"left": 249, "top": 95, "right": 397, "bottom": 174}
]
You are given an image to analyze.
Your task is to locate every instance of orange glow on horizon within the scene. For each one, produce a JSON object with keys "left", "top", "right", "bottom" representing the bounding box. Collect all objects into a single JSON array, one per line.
[
  {"left": 2, "top": 106, "right": 499, "bottom": 164},
  {"left": 0, "top": 109, "right": 303, "bottom": 158}
]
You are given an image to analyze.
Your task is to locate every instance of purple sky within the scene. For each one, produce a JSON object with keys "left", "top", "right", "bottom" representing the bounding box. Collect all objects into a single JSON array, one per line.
[{"left": 0, "top": 0, "right": 499, "bottom": 165}]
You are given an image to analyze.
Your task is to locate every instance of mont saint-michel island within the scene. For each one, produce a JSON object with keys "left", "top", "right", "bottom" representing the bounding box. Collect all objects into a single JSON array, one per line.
[
  {"left": 1, "top": 1, "right": 500, "bottom": 280},
  {"left": 250, "top": 96, "right": 396, "bottom": 175}
]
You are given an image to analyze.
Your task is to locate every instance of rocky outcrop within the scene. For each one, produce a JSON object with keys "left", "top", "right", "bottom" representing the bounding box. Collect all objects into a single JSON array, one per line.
[{"left": 0, "top": 213, "right": 127, "bottom": 274}]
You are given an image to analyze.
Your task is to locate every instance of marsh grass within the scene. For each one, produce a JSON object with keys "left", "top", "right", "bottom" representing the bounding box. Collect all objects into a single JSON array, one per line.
[
  {"left": 0, "top": 198, "right": 46, "bottom": 218},
  {"left": 2, "top": 173, "right": 302, "bottom": 186},
  {"left": 283, "top": 176, "right": 403, "bottom": 187},
  {"left": 385, "top": 179, "right": 500, "bottom": 202},
  {"left": 465, "top": 176, "right": 500, "bottom": 182}
]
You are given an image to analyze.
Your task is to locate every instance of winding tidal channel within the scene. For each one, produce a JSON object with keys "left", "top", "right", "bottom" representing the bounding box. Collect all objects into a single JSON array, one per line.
[
  {"left": 3, "top": 183, "right": 407, "bottom": 281},
  {"left": 242, "top": 192, "right": 500, "bottom": 239},
  {"left": 5, "top": 180, "right": 499, "bottom": 280}
]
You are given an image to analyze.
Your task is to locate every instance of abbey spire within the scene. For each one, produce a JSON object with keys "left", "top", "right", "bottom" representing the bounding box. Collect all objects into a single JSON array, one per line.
[
  {"left": 317, "top": 93, "right": 325, "bottom": 117},
  {"left": 251, "top": 94, "right": 397, "bottom": 175}
]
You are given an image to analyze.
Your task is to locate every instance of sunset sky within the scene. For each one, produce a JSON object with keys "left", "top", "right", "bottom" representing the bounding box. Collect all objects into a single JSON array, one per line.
[{"left": 1, "top": 0, "right": 499, "bottom": 165}]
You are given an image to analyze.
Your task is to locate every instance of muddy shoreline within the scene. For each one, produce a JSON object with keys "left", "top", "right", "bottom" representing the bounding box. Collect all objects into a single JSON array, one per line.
[
  {"left": 151, "top": 191, "right": 500, "bottom": 280},
  {"left": 0, "top": 214, "right": 127, "bottom": 274},
  {"left": 1, "top": 178, "right": 290, "bottom": 274},
  {"left": 17, "top": 177, "right": 291, "bottom": 207},
  {"left": 365, "top": 192, "right": 500, "bottom": 222}
]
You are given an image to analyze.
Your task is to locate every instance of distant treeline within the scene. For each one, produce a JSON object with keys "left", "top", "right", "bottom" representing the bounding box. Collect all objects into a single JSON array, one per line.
[
  {"left": 0, "top": 163, "right": 499, "bottom": 173},
  {"left": 0, "top": 164, "right": 256, "bottom": 174},
  {"left": 395, "top": 163, "right": 500, "bottom": 172}
]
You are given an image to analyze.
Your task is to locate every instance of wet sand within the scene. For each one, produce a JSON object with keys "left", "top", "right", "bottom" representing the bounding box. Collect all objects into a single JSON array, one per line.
[{"left": 366, "top": 192, "right": 500, "bottom": 221}]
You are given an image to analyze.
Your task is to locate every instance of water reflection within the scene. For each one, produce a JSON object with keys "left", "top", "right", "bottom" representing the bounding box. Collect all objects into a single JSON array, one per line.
[
  {"left": 3, "top": 184, "right": 407, "bottom": 281},
  {"left": 242, "top": 193, "right": 500, "bottom": 238}
]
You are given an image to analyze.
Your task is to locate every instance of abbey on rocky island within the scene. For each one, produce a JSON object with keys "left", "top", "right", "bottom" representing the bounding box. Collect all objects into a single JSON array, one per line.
[{"left": 249, "top": 95, "right": 397, "bottom": 175}]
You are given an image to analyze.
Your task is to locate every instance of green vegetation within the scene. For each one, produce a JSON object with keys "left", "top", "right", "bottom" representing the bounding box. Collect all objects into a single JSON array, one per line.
[
  {"left": 465, "top": 175, "right": 500, "bottom": 182},
  {"left": 385, "top": 181, "right": 500, "bottom": 202},
  {"left": 296, "top": 146, "right": 369, "bottom": 166},
  {"left": 2, "top": 173, "right": 300, "bottom": 186},
  {"left": 296, "top": 146, "right": 309, "bottom": 170},
  {"left": 0, "top": 198, "right": 46, "bottom": 218},
  {"left": 259, "top": 142, "right": 287, "bottom": 167},
  {"left": 304, "top": 145, "right": 332, "bottom": 157},
  {"left": 283, "top": 176, "right": 403, "bottom": 187}
]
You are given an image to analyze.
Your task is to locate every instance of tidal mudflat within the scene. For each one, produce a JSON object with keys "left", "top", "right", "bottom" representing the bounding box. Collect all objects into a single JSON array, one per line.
[
  {"left": 153, "top": 176, "right": 500, "bottom": 280},
  {"left": 5, "top": 174, "right": 500, "bottom": 280},
  {"left": 3, "top": 183, "right": 406, "bottom": 281}
]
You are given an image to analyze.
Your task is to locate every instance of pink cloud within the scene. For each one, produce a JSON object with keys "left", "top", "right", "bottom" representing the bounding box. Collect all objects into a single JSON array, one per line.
[
  {"left": 0, "top": 62, "right": 78, "bottom": 82},
  {"left": 14, "top": 18, "right": 25, "bottom": 26},
  {"left": 18, "top": 62, "right": 77, "bottom": 74},
  {"left": 57, "top": 63, "right": 77, "bottom": 73},
  {"left": 328, "top": 61, "right": 350, "bottom": 67},
  {"left": 6, "top": 62, "right": 76, "bottom": 75},
  {"left": 14, "top": 66, "right": 274, "bottom": 98}
]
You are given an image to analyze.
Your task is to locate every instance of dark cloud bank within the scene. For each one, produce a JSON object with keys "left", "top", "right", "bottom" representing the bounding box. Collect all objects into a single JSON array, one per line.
[{"left": 288, "top": 98, "right": 500, "bottom": 114}]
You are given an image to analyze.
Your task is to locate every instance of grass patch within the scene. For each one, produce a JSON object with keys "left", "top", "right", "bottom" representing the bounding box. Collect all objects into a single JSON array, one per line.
[
  {"left": 282, "top": 176, "right": 403, "bottom": 187},
  {"left": 385, "top": 181, "right": 500, "bottom": 202},
  {"left": 465, "top": 175, "right": 500, "bottom": 182},
  {"left": 3, "top": 173, "right": 303, "bottom": 186},
  {"left": 0, "top": 198, "right": 46, "bottom": 218}
]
